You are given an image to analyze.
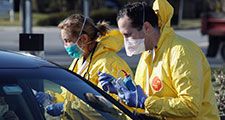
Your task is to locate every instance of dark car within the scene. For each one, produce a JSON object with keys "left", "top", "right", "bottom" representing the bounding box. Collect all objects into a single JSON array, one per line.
[{"left": 0, "top": 50, "right": 157, "bottom": 120}]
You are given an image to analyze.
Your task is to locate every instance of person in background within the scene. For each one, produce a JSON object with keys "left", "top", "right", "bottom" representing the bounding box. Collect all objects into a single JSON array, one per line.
[
  {"left": 99, "top": 0, "right": 220, "bottom": 119},
  {"left": 35, "top": 14, "right": 134, "bottom": 119}
]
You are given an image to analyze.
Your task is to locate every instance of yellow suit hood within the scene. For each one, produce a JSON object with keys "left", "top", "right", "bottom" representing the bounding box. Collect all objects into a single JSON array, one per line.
[
  {"left": 153, "top": 0, "right": 173, "bottom": 30},
  {"left": 96, "top": 30, "right": 124, "bottom": 53},
  {"left": 153, "top": 0, "right": 175, "bottom": 51}
]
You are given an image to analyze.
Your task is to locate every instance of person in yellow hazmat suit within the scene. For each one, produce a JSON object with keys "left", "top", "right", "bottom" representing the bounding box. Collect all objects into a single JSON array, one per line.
[
  {"left": 35, "top": 14, "right": 134, "bottom": 119},
  {"left": 99, "top": 1, "right": 220, "bottom": 120}
]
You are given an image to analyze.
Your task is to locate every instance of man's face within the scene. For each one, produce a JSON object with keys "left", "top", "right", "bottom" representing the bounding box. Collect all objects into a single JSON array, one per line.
[{"left": 117, "top": 15, "right": 144, "bottom": 39}]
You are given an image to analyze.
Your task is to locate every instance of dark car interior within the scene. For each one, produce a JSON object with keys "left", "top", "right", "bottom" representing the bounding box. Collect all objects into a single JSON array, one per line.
[
  {"left": 0, "top": 78, "right": 45, "bottom": 120},
  {"left": 0, "top": 84, "right": 34, "bottom": 120}
]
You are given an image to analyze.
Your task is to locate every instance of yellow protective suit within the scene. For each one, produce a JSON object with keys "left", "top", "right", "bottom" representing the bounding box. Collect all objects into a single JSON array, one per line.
[
  {"left": 134, "top": 0, "right": 220, "bottom": 120},
  {"left": 55, "top": 30, "right": 136, "bottom": 119},
  {"left": 68, "top": 30, "right": 133, "bottom": 85}
]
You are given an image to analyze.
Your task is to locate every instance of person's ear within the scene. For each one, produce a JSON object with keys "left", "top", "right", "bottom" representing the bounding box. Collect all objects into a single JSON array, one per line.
[
  {"left": 79, "top": 34, "right": 89, "bottom": 43},
  {"left": 143, "top": 22, "right": 153, "bottom": 33}
]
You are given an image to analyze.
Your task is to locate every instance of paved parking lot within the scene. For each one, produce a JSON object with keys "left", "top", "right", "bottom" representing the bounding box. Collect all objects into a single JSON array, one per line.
[{"left": 0, "top": 26, "right": 224, "bottom": 68}]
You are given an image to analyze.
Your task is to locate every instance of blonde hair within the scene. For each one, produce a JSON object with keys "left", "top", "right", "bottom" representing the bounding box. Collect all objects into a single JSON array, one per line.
[{"left": 58, "top": 14, "right": 110, "bottom": 40}]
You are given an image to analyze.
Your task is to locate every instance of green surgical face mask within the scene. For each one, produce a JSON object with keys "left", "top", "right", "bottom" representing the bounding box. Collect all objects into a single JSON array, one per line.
[{"left": 64, "top": 43, "right": 83, "bottom": 58}]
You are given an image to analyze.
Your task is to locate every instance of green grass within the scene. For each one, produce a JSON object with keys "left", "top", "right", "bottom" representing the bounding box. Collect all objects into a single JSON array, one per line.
[
  {"left": 0, "top": 13, "right": 201, "bottom": 29},
  {"left": 32, "top": 12, "right": 49, "bottom": 26},
  {"left": 0, "top": 12, "right": 20, "bottom": 26},
  {"left": 0, "top": 12, "right": 49, "bottom": 26}
]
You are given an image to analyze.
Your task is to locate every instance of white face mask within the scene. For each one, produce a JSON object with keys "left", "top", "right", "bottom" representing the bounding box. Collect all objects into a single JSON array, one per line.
[{"left": 124, "top": 38, "right": 145, "bottom": 57}]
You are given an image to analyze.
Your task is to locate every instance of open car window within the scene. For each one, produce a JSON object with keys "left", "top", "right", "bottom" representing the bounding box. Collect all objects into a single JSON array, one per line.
[
  {"left": 9, "top": 67, "right": 135, "bottom": 120},
  {"left": 37, "top": 79, "right": 128, "bottom": 120}
]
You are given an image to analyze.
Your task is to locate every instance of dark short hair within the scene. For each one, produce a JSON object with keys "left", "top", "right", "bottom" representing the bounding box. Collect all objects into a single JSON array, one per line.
[{"left": 117, "top": 2, "right": 158, "bottom": 31}]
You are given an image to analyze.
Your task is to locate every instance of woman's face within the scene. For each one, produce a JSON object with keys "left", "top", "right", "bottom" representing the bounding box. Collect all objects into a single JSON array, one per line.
[
  {"left": 60, "top": 29, "right": 76, "bottom": 46},
  {"left": 60, "top": 29, "right": 95, "bottom": 57},
  {"left": 61, "top": 29, "right": 91, "bottom": 46}
]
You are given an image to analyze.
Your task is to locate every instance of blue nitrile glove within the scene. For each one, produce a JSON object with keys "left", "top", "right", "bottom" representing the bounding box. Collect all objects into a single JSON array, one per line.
[
  {"left": 98, "top": 72, "right": 117, "bottom": 94},
  {"left": 35, "top": 92, "right": 53, "bottom": 105},
  {"left": 119, "top": 85, "right": 147, "bottom": 108},
  {"left": 123, "top": 75, "right": 136, "bottom": 91},
  {"left": 46, "top": 103, "right": 64, "bottom": 116}
]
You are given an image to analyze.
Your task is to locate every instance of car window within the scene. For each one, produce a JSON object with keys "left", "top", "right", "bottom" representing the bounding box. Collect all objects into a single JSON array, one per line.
[
  {"left": 30, "top": 79, "right": 128, "bottom": 120},
  {"left": 0, "top": 67, "right": 136, "bottom": 120}
]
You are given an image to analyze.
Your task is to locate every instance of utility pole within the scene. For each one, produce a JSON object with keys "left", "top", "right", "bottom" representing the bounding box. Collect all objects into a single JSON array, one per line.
[
  {"left": 19, "top": 0, "right": 44, "bottom": 91},
  {"left": 20, "top": 0, "right": 44, "bottom": 58},
  {"left": 83, "top": 0, "right": 89, "bottom": 17},
  {"left": 9, "top": 0, "right": 14, "bottom": 22},
  {"left": 21, "top": 0, "right": 32, "bottom": 33},
  {"left": 178, "top": 0, "right": 184, "bottom": 26}
]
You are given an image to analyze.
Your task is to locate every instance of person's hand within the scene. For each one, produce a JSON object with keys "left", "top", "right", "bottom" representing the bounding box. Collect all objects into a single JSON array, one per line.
[
  {"left": 119, "top": 85, "right": 147, "bottom": 108},
  {"left": 98, "top": 72, "right": 117, "bottom": 94},
  {"left": 35, "top": 92, "right": 53, "bottom": 105},
  {"left": 46, "top": 103, "right": 64, "bottom": 116},
  {"left": 123, "top": 75, "right": 136, "bottom": 91}
]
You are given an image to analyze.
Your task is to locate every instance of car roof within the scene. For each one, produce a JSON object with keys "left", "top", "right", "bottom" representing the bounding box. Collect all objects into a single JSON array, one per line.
[{"left": 0, "top": 50, "right": 57, "bottom": 69}]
